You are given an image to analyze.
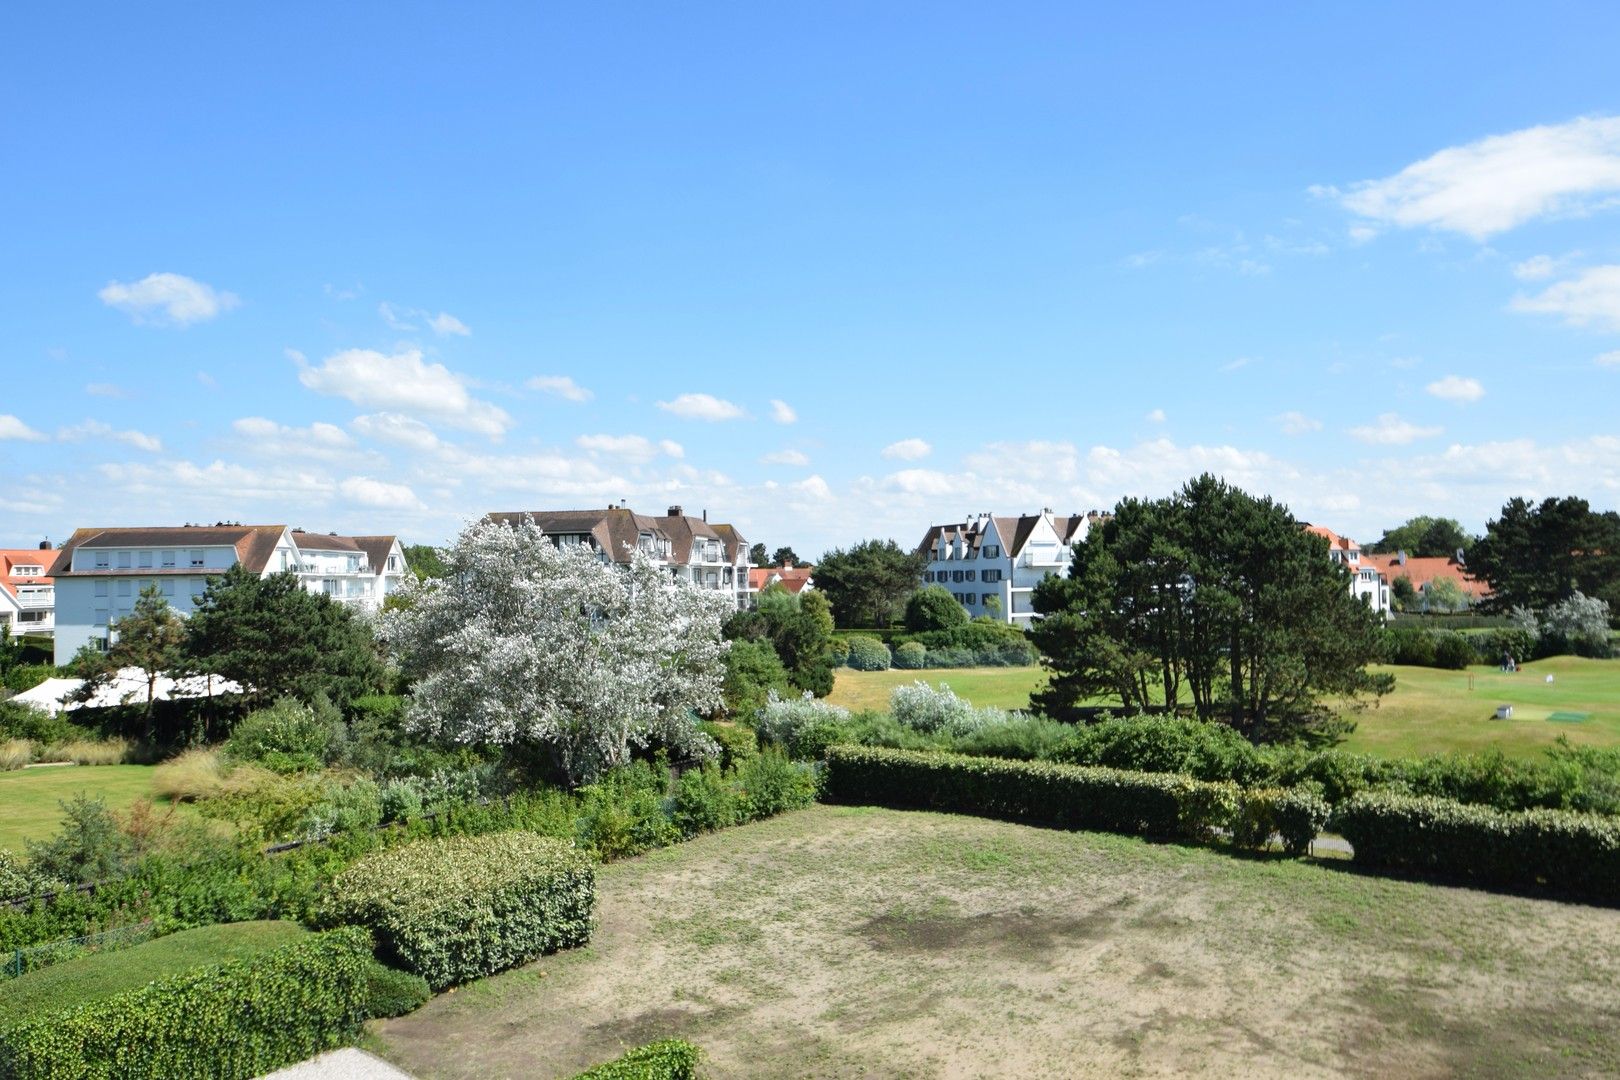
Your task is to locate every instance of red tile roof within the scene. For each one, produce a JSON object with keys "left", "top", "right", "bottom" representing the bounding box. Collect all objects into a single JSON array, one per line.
[
  {"left": 1362, "top": 553, "right": 1491, "bottom": 598},
  {"left": 748, "top": 564, "right": 813, "bottom": 594},
  {"left": 0, "top": 549, "right": 55, "bottom": 601}
]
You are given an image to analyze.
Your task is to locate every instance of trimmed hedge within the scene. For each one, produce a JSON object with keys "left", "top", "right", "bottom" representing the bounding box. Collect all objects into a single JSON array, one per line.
[
  {"left": 1332, "top": 792, "right": 1620, "bottom": 900},
  {"left": 844, "top": 635, "right": 891, "bottom": 671},
  {"left": 362, "top": 959, "right": 432, "bottom": 1018},
  {"left": 323, "top": 831, "right": 595, "bottom": 990},
  {"left": 572, "top": 1039, "right": 702, "bottom": 1079},
  {"left": 0, "top": 921, "right": 369, "bottom": 1080},
  {"left": 826, "top": 746, "right": 1205, "bottom": 839}
]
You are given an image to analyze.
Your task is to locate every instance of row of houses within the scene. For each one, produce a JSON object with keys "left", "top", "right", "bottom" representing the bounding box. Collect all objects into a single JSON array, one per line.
[{"left": 1304, "top": 524, "right": 1489, "bottom": 616}]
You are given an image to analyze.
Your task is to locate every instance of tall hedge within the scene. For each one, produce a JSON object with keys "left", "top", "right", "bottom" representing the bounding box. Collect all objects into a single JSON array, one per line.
[
  {"left": 1332, "top": 791, "right": 1620, "bottom": 900},
  {"left": 572, "top": 1038, "right": 702, "bottom": 1079},
  {"left": 0, "top": 924, "right": 370, "bottom": 1080},
  {"left": 323, "top": 830, "right": 595, "bottom": 989}
]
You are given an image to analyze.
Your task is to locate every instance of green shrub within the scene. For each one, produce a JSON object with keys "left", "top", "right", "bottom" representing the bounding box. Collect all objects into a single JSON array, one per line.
[
  {"left": 1051, "top": 715, "right": 1269, "bottom": 785},
  {"left": 0, "top": 851, "right": 35, "bottom": 902},
  {"left": 824, "top": 745, "right": 1227, "bottom": 838},
  {"left": 1, "top": 666, "right": 55, "bottom": 696},
  {"left": 1431, "top": 631, "right": 1476, "bottom": 670},
  {"left": 1333, "top": 791, "right": 1620, "bottom": 900},
  {"left": 362, "top": 959, "right": 432, "bottom": 1018},
  {"left": 576, "top": 763, "right": 680, "bottom": 859},
  {"left": 24, "top": 795, "right": 133, "bottom": 886},
  {"left": 948, "top": 715, "right": 1076, "bottom": 761},
  {"left": 893, "top": 641, "right": 928, "bottom": 670},
  {"left": 0, "top": 703, "right": 82, "bottom": 746},
  {"left": 844, "top": 635, "right": 891, "bottom": 671},
  {"left": 827, "top": 637, "right": 850, "bottom": 666},
  {"left": 671, "top": 765, "right": 744, "bottom": 837},
  {"left": 734, "top": 750, "right": 817, "bottom": 819},
  {"left": 0, "top": 921, "right": 369, "bottom": 1080},
  {"left": 755, "top": 691, "right": 852, "bottom": 759},
  {"left": 225, "top": 698, "right": 340, "bottom": 773},
  {"left": 1383, "top": 625, "right": 1437, "bottom": 667},
  {"left": 1479, "top": 627, "right": 1537, "bottom": 666},
  {"left": 696, "top": 721, "right": 757, "bottom": 771},
  {"left": 572, "top": 1038, "right": 702, "bottom": 1080},
  {"left": 323, "top": 831, "right": 594, "bottom": 990},
  {"left": 300, "top": 776, "right": 384, "bottom": 840},
  {"left": 1232, "top": 787, "right": 1331, "bottom": 856}
]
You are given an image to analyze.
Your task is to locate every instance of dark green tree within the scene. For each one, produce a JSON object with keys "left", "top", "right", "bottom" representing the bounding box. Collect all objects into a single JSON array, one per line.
[
  {"left": 1369, "top": 516, "right": 1475, "bottom": 557},
  {"left": 812, "top": 539, "right": 926, "bottom": 628},
  {"left": 904, "top": 584, "right": 970, "bottom": 633},
  {"left": 718, "top": 639, "right": 794, "bottom": 719},
  {"left": 1030, "top": 474, "right": 1391, "bottom": 743},
  {"left": 1469, "top": 497, "right": 1620, "bottom": 618},
  {"left": 770, "top": 546, "right": 804, "bottom": 568},
  {"left": 184, "top": 566, "right": 386, "bottom": 710},
  {"left": 748, "top": 542, "right": 768, "bottom": 568},
  {"left": 68, "top": 586, "right": 187, "bottom": 738},
  {"left": 723, "top": 584, "right": 836, "bottom": 697},
  {"left": 1390, "top": 575, "right": 1416, "bottom": 611},
  {"left": 402, "top": 543, "right": 448, "bottom": 580}
]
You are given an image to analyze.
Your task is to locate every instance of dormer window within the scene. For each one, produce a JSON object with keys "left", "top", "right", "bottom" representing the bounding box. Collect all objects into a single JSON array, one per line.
[{"left": 11, "top": 564, "right": 42, "bottom": 577}]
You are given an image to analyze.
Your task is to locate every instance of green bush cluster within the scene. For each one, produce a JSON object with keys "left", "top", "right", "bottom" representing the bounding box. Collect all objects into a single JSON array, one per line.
[
  {"left": 322, "top": 830, "right": 595, "bottom": 990},
  {"left": 844, "top": 635, "right": 891, "bottom": 671},
  {"left": 571, "top": 1038, "right": 702, "bottom": 1080},
  {"left": 1048, "top": 715, "right": 1620, "bottom": 815},
  {"left": 0, "top": 921, "right": 370, "bottom": 1080},
  {"left": 695, "top": 721, "right": 758, "bottom": 771},
  {"left": 224, "top": 697, "right": 342, "bottom": 774},
  {"left": 823, "top": 745, "right": 1321, "bottom": 852},
  {"left": 1332, "top": 791, "right": 1620, "bottom": 900},
  {"left": 671, "top": 751, "right": 817, "bottom": 836},
  {"left": 362, "top": 959, "right": 432, "bottom": 1018}
]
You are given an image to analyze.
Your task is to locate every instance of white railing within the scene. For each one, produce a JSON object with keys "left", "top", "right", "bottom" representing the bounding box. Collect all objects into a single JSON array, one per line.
[{"left": 15, "top": 592, "right": 53, "bottom": 609}]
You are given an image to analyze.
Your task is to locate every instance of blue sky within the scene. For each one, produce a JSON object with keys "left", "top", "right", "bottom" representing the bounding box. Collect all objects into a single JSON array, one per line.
[{"left": 4, "top": 4, "right": 1620, "bottom": 557}]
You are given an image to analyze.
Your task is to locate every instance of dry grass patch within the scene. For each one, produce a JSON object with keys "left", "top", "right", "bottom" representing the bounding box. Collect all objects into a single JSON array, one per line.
[{"left": 377, "top": 805, "right": 1620, "bottom": 1079}]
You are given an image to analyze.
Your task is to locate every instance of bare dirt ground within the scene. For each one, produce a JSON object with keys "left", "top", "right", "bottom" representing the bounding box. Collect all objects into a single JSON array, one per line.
[{"left": 376, "top": 805, "right": 1620, "bottom": 1079}]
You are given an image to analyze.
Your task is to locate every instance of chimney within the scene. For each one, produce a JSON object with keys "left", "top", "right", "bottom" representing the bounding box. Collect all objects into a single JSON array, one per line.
[
  {"left": 667, "top": 505, "right": 683, "bottom": 518},
  {"left": 702, "top": 509, "right": 707, "bottom": 522},
  {"left": 37, "top": 540, "right": 50, "bottom": 550}
]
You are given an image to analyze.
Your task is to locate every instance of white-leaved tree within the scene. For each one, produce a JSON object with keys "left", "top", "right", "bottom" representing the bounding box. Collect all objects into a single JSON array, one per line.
[{"left": 382, "top": 516, "right": 730, "bottom": 784}]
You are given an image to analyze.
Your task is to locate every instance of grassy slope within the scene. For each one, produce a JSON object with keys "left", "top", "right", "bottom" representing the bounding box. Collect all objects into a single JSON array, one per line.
[
  {"left": 0, "top": 920, "right": 307, "bottom": 1022},
  {"left": 0, "top": 765, "right": 175, "bottom": 853},
  {"left": 377, "top": 805, "right": 1620, "bottom": 1079},
  {"left": 828, "top": 657, "right": 1620, "bottom": 760}
]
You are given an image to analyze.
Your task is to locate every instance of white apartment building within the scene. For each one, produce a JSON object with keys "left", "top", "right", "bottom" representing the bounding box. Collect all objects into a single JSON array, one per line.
[
  {"left": 0, "top": 546, "right": 56, "bottom": 638},
  {"left": 915, "top": 510, "right": 1102, "bottom": 625},
  {"left": 47, "top": 524, "right": 407, "bottom": 663},
  {"left": 1304, "top": 524, "right": 1391, "bottom": 617},
  {"left": 486, "top": 504, "right": 751, "bottom": 609}
]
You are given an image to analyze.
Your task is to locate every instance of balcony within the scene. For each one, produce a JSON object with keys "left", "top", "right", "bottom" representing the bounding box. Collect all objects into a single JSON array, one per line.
[
  {"left": 15, "top": 591, "right": 53, "bottom": 609},
  {"left": 1018, "top": 548, "right": 1065, "bottom": 568}
]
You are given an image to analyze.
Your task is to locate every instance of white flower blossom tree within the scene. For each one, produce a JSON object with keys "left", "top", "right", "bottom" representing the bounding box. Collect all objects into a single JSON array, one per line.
[{"left": 382, "top": 516, "right": 729, "bottom": 784}]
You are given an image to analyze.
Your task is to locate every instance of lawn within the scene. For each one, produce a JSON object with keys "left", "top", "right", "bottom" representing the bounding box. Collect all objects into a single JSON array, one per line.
[
  {"left": 829, "top": 656, "right": 1620, "bottom": 760},
  {"left": 0, "top": 765, "right": 175, "bottom": 853},
  {"left": 376, "top": 805, "right": 1620, "bottom": 1079}
]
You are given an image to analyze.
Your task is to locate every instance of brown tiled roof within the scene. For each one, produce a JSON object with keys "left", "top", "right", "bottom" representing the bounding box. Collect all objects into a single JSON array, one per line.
[
  {"left": 350, "top": 536, "right": 400, "bottom": 575},
  {"left": 48, "top": 525, "right": 289, "bottom": 577},
  {"left": 488, "top": 508, "right": 671, "bottom": 564},
  {"left": 654, "top": 513, "right": 724, "bottom": 564},
  {"left": 290, "top": 530, "right": 364, "bottom": 553},
  {"left": 1363, "top": 553, "right": 1491, "bottom": 598},
  {"left": 708, "top": 523, "right": 747, "bottom": 563}
]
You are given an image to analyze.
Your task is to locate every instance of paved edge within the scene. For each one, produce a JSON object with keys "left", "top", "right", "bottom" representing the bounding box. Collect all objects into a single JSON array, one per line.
[{"left": 257, "top": 1047, "right": 416, "bottom": 1080}]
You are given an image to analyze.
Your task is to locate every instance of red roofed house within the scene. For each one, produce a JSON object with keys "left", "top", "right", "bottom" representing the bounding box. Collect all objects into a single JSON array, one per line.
[
  {"left": 1303, "top": 524, "right": 1391, "bottom": 617},
  {"left": 1363, "top": 550, "right": 1490, "bottom": 611},
  {"left": 748, "top": 560, "right": 814, "bottom": 602},
  {"left": 0, "top": 545, "right": 56, "bottom": 639}
]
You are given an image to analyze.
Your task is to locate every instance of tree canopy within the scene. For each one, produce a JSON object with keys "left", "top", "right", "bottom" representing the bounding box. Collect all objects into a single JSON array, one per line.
[
  {"left": 770, "top": 546, "right": 806, "bottom": 568},
  {"left": 1469, "top": 496, "right": 1620, "bottom": 618},
  {"left": 723, "top": 584, "right": 836, "bottom": 700},
  {"left": 1030, "top": 474, "right": 1390, "bottom": 742},
  {"left": 905, "top": 584, "right": 970, "bottom": 633},
  {"left": 402, "top": 543, "right": 448, "bottom": 580},
  {"left": 748, "top": 542, "right": 768, "bottom": 568},
  {"left": 383, "top": 517, "right": 730, "bottom": 784},
  {"left": 812, "top": 539, "right": 926, "bottom": 628},
  {"left": 185, "top": 566, "right": 386, "bottom": 710},
  {"left": 1368, "top": 516, "right": 1474, "bottom": 557}
]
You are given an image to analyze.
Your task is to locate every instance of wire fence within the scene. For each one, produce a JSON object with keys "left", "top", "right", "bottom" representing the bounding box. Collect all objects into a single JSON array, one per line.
[{"left": 2, "top": 919, "right": 155, "bottom": 981}]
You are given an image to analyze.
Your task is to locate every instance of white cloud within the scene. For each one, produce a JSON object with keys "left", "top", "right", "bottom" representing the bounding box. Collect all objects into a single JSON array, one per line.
[
  {"left": 1347, "top": 224, "right": 1379, "bottom": 244},
  {"left": 1333, "top": 116, "right": 1620, "bottom": 239},
  {"left": 0, "top": 415, "right": 47, "bottom": 442},
  {"left": 380, "top": 302, "right": 471, "bottom": 337},
  {"left": 1348, "top": 413, "right": 1444, "bottom": 445},
  {"left": 297, "top": 348, "right": 511, "bottom": 437},
  {"left": 1426, "top": 375, "right": 1486, "bottom": 404},
  {"left": 1220, "top": 356, "right": 1255, "bottom": 373},
  {"left": 1511, "top": 265, "right": 1620, "bottom": 331},
  {"left": 576, "top": 433, "right": 684, "bottom": 464},
  {"left": 85, "top": 383, "right": 127, "bottom": 398},
  {"left": 1513, "top": 255, "right": 1559, "bottom": 280},
  {"left": 760, "top": 449, "right": 810, "bottom": 467},
  {"left": 1275, "top": 411, "right": 1323, "bottom": 435},
  {"left": 882, "top": 468, "right": 955, "bottom": 496},
  {"left": 99, "top": 272, "right": 239, "bottom": 326},
  {"left": 657, "top": 393, "right": 745, "bottom": 422},
  {"left": 196, "top": 371, "right": 218, "bottom": 389},
  {"left": 99, "top": 459, "right": 336, "bottom": 503},
  {"left": 427, "top": 312, "right": 471, "bottom": 337},
  {"left": 1145, "top": 408, "right": 1166, "bottom": 424},
  {"left": 527, "top": 375, "right": 593, "bottom": 402},
  {"left": 770, "top": 399, "right": 798, "bottom": 424},
  {"left": 58, "top": 420, "right": 162, "bottom": 452},
  {"left": 881, "top": 438, "right": 932, "bottom": 461},
  {"left": 231, "top": 417, "right": 357, "bottom": 461},
  {"left": 794, "top": 475, "right": 832, "bottom": 500},
  {"left": 1597, "top": 350, "right": 1620, "bottom": 368},
  {"left": 339, "top": 476, "right": 424, "bottom": 510},
  {"left": 351, "top": 412, "right": 442, "bottom": 451}
]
